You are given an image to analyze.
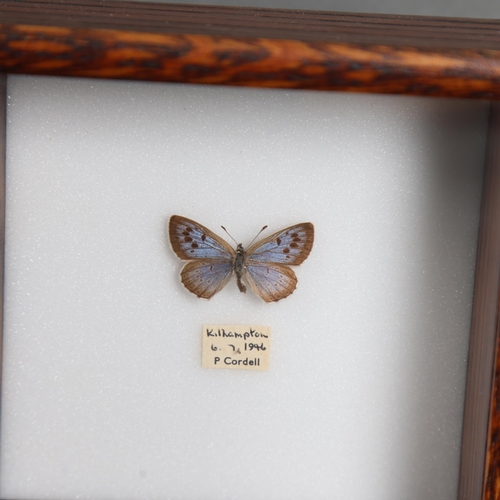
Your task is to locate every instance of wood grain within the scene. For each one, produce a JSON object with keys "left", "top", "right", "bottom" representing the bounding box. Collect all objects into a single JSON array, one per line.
[
  {"left": 1, "top": 0, "right": 500, "bottom": 97},
  {"left": 484, "top": 317, "right": 500, "bottom": 500},
  {"left": 2, "top": 0, "right": 500, "bottom": 48},
  {"left": 459, "top": 103, "right": 500, "bottom": 500}
]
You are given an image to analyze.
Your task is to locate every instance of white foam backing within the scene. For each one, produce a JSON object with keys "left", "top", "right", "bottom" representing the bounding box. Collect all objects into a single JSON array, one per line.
[{"left": 0, "top": 75, "right": 488, "bottom": 499}]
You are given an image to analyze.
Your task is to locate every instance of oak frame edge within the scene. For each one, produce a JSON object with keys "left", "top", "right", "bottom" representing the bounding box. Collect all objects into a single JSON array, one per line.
[{"left": 0, "top": 0, "right": 500, "bottom": 98}]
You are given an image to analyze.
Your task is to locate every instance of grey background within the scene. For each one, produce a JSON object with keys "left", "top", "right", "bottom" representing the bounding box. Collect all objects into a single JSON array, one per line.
[{"left": 138, "top": 0, "right": 500, "bottom": 19}]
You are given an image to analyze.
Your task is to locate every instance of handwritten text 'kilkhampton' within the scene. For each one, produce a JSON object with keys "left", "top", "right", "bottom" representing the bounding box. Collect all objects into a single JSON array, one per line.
[{"left": 205, "top": 328, "right": 268, "bottom": 341}]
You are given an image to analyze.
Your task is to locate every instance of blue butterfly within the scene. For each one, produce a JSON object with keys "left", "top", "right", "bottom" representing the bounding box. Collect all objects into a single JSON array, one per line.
[{"left": 169, "top": 215, "right": 314, "bottom": 302}]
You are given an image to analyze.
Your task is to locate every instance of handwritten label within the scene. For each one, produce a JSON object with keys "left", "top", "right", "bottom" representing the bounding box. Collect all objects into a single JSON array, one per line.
[{"left": 202, "top": 324, "right": 270, "bottom": 371}]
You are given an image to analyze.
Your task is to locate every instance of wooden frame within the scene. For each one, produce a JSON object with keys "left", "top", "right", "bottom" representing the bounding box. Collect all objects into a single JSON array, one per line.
[{"left": 0, "top": 2, "right": 499, "bottom": 499}]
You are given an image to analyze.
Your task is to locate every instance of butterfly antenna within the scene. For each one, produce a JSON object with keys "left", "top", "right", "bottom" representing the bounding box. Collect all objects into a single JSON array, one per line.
[
  {"left": 248, "top": 225, "right": 268, "bottom": 247},
  {"left": 221, "top": 225, "right": 239, "bottom": 246}
]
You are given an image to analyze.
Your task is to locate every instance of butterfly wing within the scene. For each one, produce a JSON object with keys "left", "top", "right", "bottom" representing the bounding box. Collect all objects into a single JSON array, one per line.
[
  {"left": 169, "top": 215, "right": 236, "bottom": 261},
  {"left": 181, "top": 260, "right": 234, "bottom": 299},
  {"left": 244, "top": 263, "right": 297, "bottom": 302},
  {"left": 169, "top": 215, "right": 235, "bottom": 299},
  {"left": 246, "top": 222, "right": 314, "bottom": 265},
  {"left": 244, "top": 222, "right": 314, "bottom": 302}
]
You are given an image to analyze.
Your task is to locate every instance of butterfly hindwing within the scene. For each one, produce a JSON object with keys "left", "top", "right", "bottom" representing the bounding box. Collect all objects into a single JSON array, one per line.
[
  {"left": 244, "top": 262, "right": 298, "bottom": 302},
  {"left": 246, "top": 223, "right": 314, "bottom": 266},
  {"left": 169, "top": 215, "right": 235, "bottom": 261},
  {"left": 181, "top": 260, "right": 234, "bottom": 299}
]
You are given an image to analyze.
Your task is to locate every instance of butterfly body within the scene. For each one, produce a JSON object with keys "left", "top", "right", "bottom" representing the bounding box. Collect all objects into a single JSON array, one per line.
[
  {"left": 234, "top": 244, "right": 247, "bottom": 293},
  {"left": 168, "top": 215, "right": 314, "bottom": 302}
]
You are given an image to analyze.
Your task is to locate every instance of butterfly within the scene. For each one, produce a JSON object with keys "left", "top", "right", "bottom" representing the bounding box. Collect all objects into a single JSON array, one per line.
[{"left": 168, "top": 215, "right": 314, "bottom": 302}]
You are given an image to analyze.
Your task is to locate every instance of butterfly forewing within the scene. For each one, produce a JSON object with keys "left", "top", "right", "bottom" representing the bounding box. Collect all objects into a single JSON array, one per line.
[
  {"left": 169, "top": 215, "right": 235, "bottom": 261},
  {"left": 246, "top": 223, "right": 314, "bottom": 266},
  {"left": 244, "top": 263, "right": 298, "bottom": 302}
]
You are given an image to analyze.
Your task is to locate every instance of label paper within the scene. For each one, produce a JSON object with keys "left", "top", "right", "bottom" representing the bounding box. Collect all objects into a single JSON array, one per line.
[{"left": 202, "top": 324, "right": 270, "bottom": 371}]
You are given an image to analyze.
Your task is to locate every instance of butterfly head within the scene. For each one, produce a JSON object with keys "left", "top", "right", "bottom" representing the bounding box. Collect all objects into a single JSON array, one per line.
[{"left": 236, "top": 243, "right": 245, "bottom": 255}]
